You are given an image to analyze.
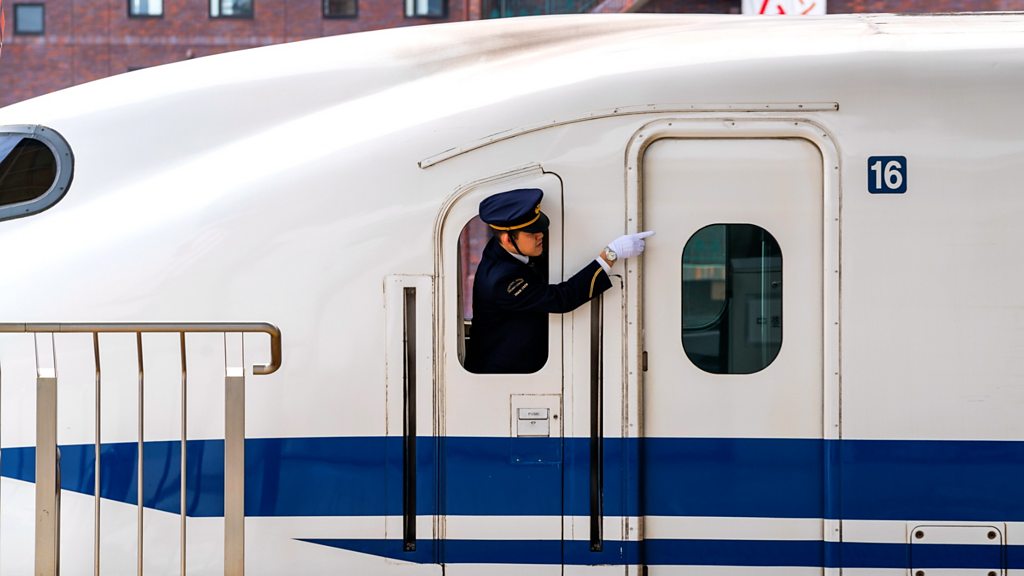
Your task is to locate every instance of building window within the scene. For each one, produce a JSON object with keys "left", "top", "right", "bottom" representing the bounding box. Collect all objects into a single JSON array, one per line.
[
  {"left": 681, "top": 224, "right": 782, "bottom": 375},
  {"left": 481, "top": 0, "right": 595, "bottom": 18},
  {"left": 0, "top": 126, "right": 74, "bottom": 223},
  {"left": 324, "top": 0, "right": 357, "bottom": 17},
  {"left": 129, "top": 0, "right": 163, "bottom": 17},
  {"left": 405, "top": 0, "right": 445, "bottom": 18},
  {"left": 14, "top": 4, "right": 44, "bottom": 35},
  {"left": 211, "top": 0, "right": 253, "bottom": 18}
]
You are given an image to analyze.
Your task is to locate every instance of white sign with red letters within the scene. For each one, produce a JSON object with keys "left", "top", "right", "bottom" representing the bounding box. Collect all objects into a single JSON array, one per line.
[{"left": 742, "top": 0, "right": 826, "bottom": 15}]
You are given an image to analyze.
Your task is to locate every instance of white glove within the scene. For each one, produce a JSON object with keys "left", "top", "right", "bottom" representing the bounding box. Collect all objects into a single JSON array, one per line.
[{"left": 607, "top": 231, "right": 655, "bottom": 259}]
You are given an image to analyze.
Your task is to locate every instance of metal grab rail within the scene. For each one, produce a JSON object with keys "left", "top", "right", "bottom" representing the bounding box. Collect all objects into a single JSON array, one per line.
[
  {"left": 0, "top": 323, "right": 282, "bottom": 376},
  {"left": 402, "top": 288, "right": 417, "bottom": 552},
  {"left": 589, "top": 295, "right": 604, "bottom": 552},
  {"left": 55, "top": 447, "right": 61, "bottom": 576},
  {"left": 0, "top": 322, "right": 282, "bottom": 576}
]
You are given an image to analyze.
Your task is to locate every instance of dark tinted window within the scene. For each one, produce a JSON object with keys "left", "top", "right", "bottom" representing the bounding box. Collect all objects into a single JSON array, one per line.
[
  {"left": 324, "top": 0, "right": 357, "bottom": 17},
  {"left": 0, "top": 136, "right": 58, "bottom": 207},
  {"left": 0, "top": 127, "right": 73, "bottom": 223},
  {"left": 682, "top": 224, "right": 782, "bottom": 374}
]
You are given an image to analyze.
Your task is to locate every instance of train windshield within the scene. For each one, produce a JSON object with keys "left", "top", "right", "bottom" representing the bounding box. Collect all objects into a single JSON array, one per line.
[
  {"left": 0, "top": 126, "right": 73, "bottom": 223},
  {"left": 0, "top": 135, "right": 58, "bottom": 206}
]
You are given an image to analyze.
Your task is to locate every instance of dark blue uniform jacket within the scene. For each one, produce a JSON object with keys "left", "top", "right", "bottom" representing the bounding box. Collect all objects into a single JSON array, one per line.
[{"left": 466, "top": 237, "right": 612, "bottom": 374}]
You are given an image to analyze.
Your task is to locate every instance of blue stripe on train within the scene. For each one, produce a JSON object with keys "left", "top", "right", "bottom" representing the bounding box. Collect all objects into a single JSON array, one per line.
[
  {"left": 300, "top": 539, "right": 1014, "bottom": 568},
  {"left": 3, "top": 437, "right": 1024, "bottom": 521}
]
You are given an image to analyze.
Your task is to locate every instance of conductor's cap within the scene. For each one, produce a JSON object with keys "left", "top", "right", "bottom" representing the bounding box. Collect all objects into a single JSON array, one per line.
[{"left": 479, "top": 188, "right": 550, "bottom": 233}]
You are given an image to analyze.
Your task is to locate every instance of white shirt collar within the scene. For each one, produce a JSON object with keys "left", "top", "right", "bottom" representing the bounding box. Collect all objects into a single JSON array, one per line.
[{"left": 503, "top": 247, "right": 529, "bottom": 264}]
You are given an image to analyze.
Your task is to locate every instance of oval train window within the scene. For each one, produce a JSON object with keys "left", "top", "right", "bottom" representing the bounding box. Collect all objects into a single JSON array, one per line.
[
  {"left": 682, "top": 223, "right": 782, "bottom": 375},
  {"left": 0, "top": 126, "right": 73, "bottom": 223}
]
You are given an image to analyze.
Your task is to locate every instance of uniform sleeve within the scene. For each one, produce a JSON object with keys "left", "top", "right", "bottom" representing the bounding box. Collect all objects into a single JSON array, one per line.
[{"left": 491, "top": 259, "right": 613, "bottom": 314}]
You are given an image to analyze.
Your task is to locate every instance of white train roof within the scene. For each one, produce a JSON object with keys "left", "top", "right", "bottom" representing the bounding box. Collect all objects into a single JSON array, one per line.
[{"left": 4, "top": 13, "right": 1024, "bottom": 126}]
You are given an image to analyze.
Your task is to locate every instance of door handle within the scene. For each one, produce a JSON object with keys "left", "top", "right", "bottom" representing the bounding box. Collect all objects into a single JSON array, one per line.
[
  {"left": 589, "top": 294, "right": 604, "bottom": 552},
  {"left": 403, "top": 287, "right": 418, "bottom": 551}
]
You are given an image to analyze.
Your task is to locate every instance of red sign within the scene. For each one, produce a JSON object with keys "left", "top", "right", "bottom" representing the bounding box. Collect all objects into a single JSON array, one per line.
[{"left": 743, "top": 0, "right": 825, "bottom": 15}]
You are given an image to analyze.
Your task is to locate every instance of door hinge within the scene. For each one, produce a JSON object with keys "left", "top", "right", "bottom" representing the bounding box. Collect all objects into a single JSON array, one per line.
[{"left": 642, "top": 351, "right": 648, "bottom": 372}]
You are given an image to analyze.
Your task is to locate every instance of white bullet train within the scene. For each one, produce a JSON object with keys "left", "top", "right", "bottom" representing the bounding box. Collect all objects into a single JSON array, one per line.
[{"left": 2, "top": 11, "right": 1024, "bottom": 575}]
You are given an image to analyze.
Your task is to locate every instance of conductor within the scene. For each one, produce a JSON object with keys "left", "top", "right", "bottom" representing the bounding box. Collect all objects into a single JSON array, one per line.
[{"left": 465, "top": 188, "right": 653, "bottom": 374}]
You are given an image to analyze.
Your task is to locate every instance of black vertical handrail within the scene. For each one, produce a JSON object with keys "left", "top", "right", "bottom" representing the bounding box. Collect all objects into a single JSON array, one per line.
[
  {"left": 55, "top": 446, "right": 61, "bottom": 576},
  {"left": 589, "top": 294, "right": 604, "bottom": 551},
  {"left": 179, "top": 331, "right": 188, "bottom": 576},
  {"left": 93, "top": 332, "right": 101, "bottom": 576},
  {"left": 136, "top": 332, "right": 144, "bottom": 576},
  {"left": 403, "top": 287, "right": 418, "bottom": 551}
]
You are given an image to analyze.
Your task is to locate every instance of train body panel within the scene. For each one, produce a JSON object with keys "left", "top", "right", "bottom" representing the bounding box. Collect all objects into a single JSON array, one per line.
[{"left": 2, "top": 12, "right": 1024, "bottom": 574}]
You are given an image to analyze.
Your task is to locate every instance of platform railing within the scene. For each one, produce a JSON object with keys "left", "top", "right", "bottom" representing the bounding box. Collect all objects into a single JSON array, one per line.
[{"left": 0, "top": 322, "right": 282, "bottom": 576}]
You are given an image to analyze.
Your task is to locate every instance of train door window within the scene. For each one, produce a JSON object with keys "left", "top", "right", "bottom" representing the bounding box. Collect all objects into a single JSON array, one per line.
[
  {"left": 457, "top": 216, "right": 488, "bottom": 361},
  {"left": 682, "top": 223, "right": 781, "bottom": 374},
  {"left": 0, "top": 126, "right": 73, "bottom": 223},
  {"left": 457, "top": 215, "right": 549, "bottom": 373}
]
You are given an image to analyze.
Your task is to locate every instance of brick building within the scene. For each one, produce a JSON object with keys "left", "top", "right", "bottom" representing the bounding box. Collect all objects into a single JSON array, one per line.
[{"left": 2, "top": 0, "right": 1024, "bottom": 106}]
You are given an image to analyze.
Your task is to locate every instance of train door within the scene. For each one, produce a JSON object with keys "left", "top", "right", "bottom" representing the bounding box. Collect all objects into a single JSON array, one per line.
[
  {"left": 439, "top": 167, "right": 566, "bottom": 575},
  {"left": 634, "top": 123, "right": 831, "bottom": 574}
]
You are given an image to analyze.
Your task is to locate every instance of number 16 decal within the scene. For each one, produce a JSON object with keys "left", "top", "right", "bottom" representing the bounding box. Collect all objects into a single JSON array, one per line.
[{"left": 868, "top": 156, "right": 907, "bottom": 194}]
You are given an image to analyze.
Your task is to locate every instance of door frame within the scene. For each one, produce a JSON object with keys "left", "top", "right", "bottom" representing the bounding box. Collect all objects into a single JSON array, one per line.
[
  {"left": 431, "top": 163, "right": 568, "bottom": 572},
  {"left": 623, "top": 118, "right": 842, "bottom": 570}
]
